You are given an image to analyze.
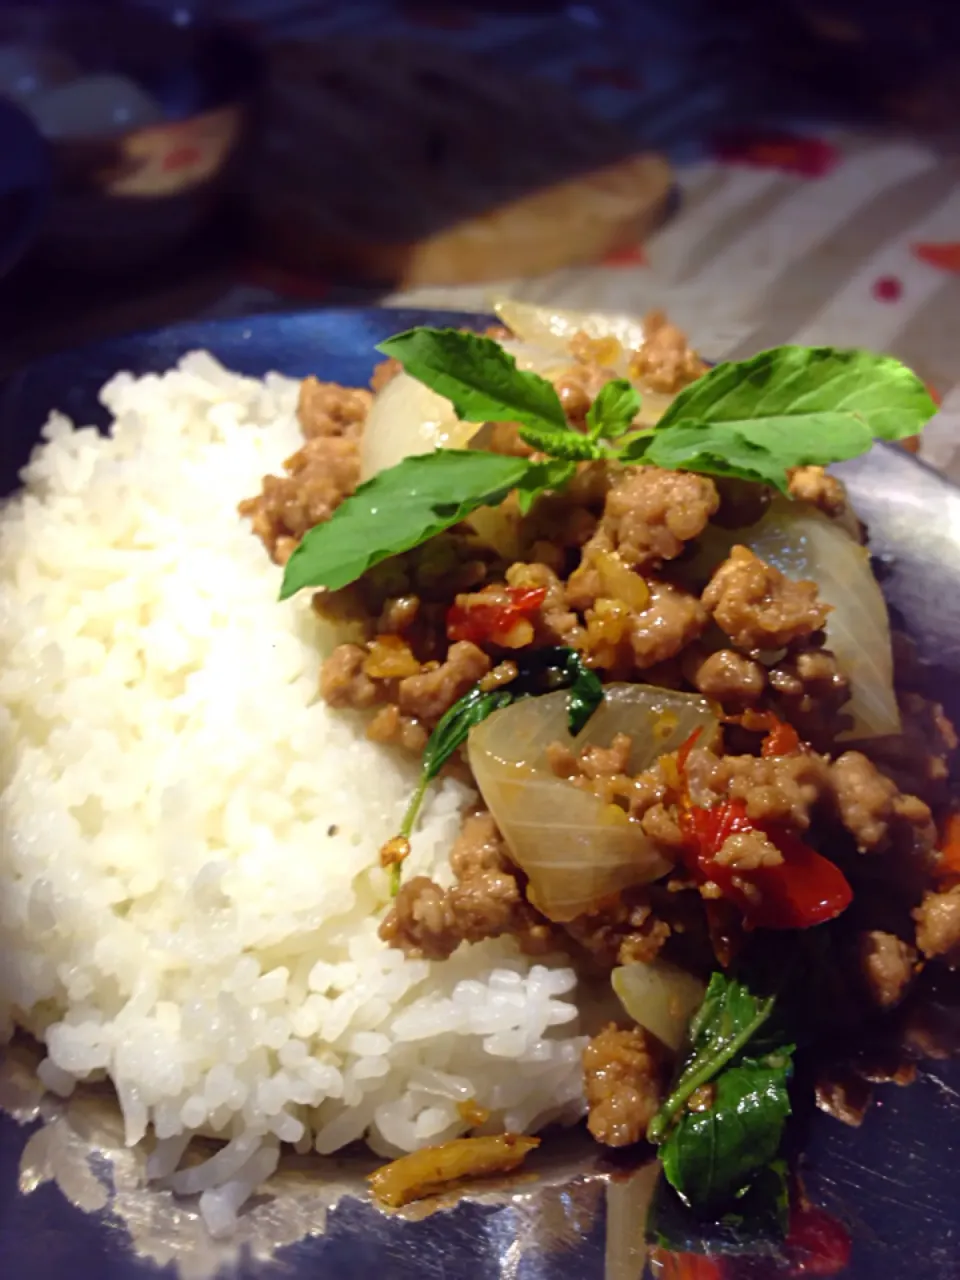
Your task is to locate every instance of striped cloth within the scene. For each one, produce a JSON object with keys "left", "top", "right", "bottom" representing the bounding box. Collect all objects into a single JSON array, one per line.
[
  {"left": 185, "top": 0, "right": 960, "bottom": 478},
  {"left": 385, "top": 132, "right": 960, "bottom": 479}
]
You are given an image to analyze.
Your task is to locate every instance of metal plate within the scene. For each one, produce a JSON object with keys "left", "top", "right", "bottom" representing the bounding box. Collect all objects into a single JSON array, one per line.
[{"left": 1, "top": 308, "right": 959, "bottom": 1279}]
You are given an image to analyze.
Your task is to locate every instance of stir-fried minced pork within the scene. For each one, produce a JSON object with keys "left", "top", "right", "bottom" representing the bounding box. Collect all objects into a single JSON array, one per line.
[
  {"left": 683, "top": 647, "right": 767, "bottom": 705},
  {"left": 858, "top": 930, "right": 918, "bottom": 1009},
  {"left": 703, "top": 545, "right": 830, "bottom": 651},
  {"left": 625, "top": 309, "right": 706, "bottom": 392},
  {"left": 239, "top": 378, "right": 370, "bottom": 563},
  {"left": 588, "top": 467, "right": 720, "bottom": 569},
  {"left": 787, "top": 464, "right": 848, "bottom": 516},
  {"left": 914, "top": 886, "right": 960, "bottom": 964},
  {"left": 583, "top": 1024, "right": 665, "bottom": 1146},
  {"left": 234, "top": 310, "right": 958, "bottom": 1170},
  {"left": 767, "top": 646, "right": 851, "bottom": 744},
  {"left": 831, "top": 751, "right": 935, "bottom": 853},
  {"left": 379, "top": 811, "right": 555, "bottom": 961},
  {"left": 397, "top": 641, "right": 491, "bottom": 726},
  {"left": 628, "top": 580, "right": 709, "bottom": 669}
]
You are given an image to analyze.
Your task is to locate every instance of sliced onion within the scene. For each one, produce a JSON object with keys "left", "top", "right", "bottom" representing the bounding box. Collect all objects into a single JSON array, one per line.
[
  {"left": 742, "top": 498, "right": 898, "bottom": 738},
  {"left": 467, "top": 683, "right": 718, "bottom": 922},
  {"left": 361, "top": 339, "right": 576, "bottom": 482},
  {"left": 493, "top": 297, "right": 679, "bottom": 425},
  {"left": 360, "top": 373, "right": 479, "bottom": 481},
  {"left": 612, "top": 960, "right": 705, "bottom": 1053},
  {"left": 493, "top": 298, "right": 649, "bottom": 369}
]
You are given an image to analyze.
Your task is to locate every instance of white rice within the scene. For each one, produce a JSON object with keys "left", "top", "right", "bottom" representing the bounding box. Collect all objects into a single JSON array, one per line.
[{"left": 0, "top": 351, "right": 586, "bottom": 1235}]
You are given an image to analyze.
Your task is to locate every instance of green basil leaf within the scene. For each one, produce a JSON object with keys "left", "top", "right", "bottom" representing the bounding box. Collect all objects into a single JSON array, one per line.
[
  {"left": 647, "top": 971, "right": 794, "bottom": 1212},
  {"left": 635, "top": 422, "right": 791, "bottom": 489},
  {"left": 421, "top": 686, "right": 514, "bottom": 786},
  {"left": 279, "top": 450, "right": 532, "bottom": 597},
  {"left": 660, "top": 1056, "right": 793, "bottom": 1208},
  {"left": 395, "top": 647, "right": 605, "bottom": 883},
  {"left": 586, "top": 377, "right": 641, "bottom": 441},
  {"left": 561, "top": 648, "right": 604, "bottom": 734},
  {"left": 648, "top": 973, "right": 777, "bottom": 1144},
  {"left": 655, "top": 346, "right": 936, "bottom": 444},
  {"left": 377, "top": 327, "right": 568, "bottom": 434},
  {"left": 514, "top": 459, "right": 579, "bottom": 514},
  {"left": 641, "top": 416, "right": 872, "bottom": 492},
  {"left": 517, "top": 424, "right": 606, "bottom": 461},
  {"left": 617, "top": 346, "right": 937, "bottom": 490}
]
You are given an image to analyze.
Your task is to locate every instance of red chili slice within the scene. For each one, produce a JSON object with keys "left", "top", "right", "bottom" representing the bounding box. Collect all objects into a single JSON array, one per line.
[
  {"left": 784, "top": 1204, "right": 852, "bottom": 1276},
  {"left": 648, "top": 1248, "right": 725, "bottom": 1280},
  {"left": 737, "top": 709, "right": 802, "bottom": 757},
  {"left": 679, "top": 800, "right": 853, "bottom": 931},
  {"left": 446, "top": 586, "right": 546, "bottom": 645}
]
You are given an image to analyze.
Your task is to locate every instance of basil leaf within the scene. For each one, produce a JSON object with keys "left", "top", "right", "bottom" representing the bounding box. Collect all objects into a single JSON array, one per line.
[
  {"left": 560, "top": 648, "right": 604, "bottom": 734},
  {"left": 586, "top": 377, "right": 641, "bottom": 442},
  {"left": 514, "top": 458, "right": 579, "bottom": 514},
  {"left": 648, "top": 973, "right": 777, "bottom": 1143},
  {"left": 279, "top": 451, "right": 532, "bottom": 597},
  {"left": 647, "top": 972, "right": 794, "bottom": 1211},
  {"left": 641, "top": 416, "right": 872, "bottom": 493},
  {"left": 394, "top": 647, "right": 604, "bottom": 884},
  {"left": 517, "top": 423, "right": 606, "bottom": 461},
  {"left": 377, "top": 327, "right": 568, "bottom": 434},
  {"left": 621, "top": 346, "right": 936, "bottom": 490},
  {"left": 655, "top": 346, "right": 936, "bottom": 443},
  {"left": 660, "top": 1055, "right": 793, "bottom": 1208},
  {"left": 421, "top": 686, "right": 513, "bottom": 788}
]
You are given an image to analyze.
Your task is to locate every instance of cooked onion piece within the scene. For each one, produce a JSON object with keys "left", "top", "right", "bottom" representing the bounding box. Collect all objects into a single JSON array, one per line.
[
  {"left": 493, "top": 298, "right": 648, "bottom": 369},
  {"left": 745, "top": 499, "right": 899, "bottom": 738},
  {"left": 612, "top": 960, "right": 706, "bottom": 1053},
  {"left": 492, "top": 297, "right": 678, "bottom": 425},
  {"left": 467, "top": 683, "right": 718, "bottom": 921},
  {"left": 684, "top": 495, "right": 899, "bottom": 739},
  {"left": 361, "top": 339, "right": 573, "bottom": 482},
  {"left": 360, "top": 372, "right": 478, "bottom": 481}
]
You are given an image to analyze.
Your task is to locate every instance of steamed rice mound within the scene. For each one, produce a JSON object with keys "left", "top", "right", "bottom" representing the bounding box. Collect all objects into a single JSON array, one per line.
[{"left": 0, "top": 355, "right": 586, "bottom": 1206}]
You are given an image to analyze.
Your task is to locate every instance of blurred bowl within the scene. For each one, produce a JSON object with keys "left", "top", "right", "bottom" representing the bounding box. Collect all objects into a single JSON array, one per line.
[{"left": 0, "top": 4, "right": 260, "bottom": 272}]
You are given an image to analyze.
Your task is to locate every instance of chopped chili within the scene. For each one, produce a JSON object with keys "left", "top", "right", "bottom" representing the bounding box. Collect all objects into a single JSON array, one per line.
[
  {"left": 648, "top": 1248, "right": 724, "bottom": 1280},
  {"left": 446, "top": 586, "right": 547, "bottom": 647},
  {"left": 738, "top": 709, "right": 801, "bottom": 757},
  {"left": 679, "top": 799, "right": 853, "bottom": 930},
  {"left": 784, "top": 1204, "right": 852, "bottom": 1276},
  {"left": 936, "top": 810, "right": 960, "bottom": 881}
]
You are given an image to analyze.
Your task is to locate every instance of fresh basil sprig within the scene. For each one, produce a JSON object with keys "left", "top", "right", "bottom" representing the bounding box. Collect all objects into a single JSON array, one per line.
[
  {"left": 625, "top": 345, "right": 935, "bottom": 487},
  {"left": 377, "top": 327, "right": 570, "bottom": 435},
  {"left": 280, "top": 450, "right": 530, "bottom": 599},
  {"left": 389, "top": 647, "right": 602, "bottom": 893},
  {"left": 280, "top": 327, "right": 936, "bottom": 599},
  {"left": 648, "top": 972, "right": 794, "bottom": 1209}
]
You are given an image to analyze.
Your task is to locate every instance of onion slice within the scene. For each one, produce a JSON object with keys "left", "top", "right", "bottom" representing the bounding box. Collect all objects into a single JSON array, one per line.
[
  {"left": 467, "top": 683, "right": 718, "bottom": 921},
  {"left": 359, "top": 373, "right": 479, "bottom": 481},
  {"left": 493, "top": 297, "right": 680, "bottom": 425},
  {"left": 492, "top": 298, "right": 648, "bottom": 369},
  {"left": 684, "top": 495, "right": 899, "bottom": 739},
  {"left": 612, "top": 960, "right": 706, "bottom": 1053},
  {"left": 361, "top": 339, "right": 578, "bottom": 482},
  {"left": 744, "top": 499, "right": 897, "bottom": 738}
]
